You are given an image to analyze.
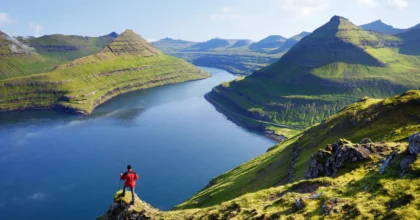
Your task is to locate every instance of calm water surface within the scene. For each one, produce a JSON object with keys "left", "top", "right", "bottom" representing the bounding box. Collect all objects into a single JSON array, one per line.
[{"left": 0, "top": 67, "right": 276, "bottom": 219}]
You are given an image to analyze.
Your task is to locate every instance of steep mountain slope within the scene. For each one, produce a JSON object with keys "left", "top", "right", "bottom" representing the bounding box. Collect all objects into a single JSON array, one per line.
[
  {"left": 99, "top": 91, "right": 420, "bottom": 219},
  {"left": 207, "top": 16, "right": 420, "bottom": 130},
  {"left": 178, "top": 90, "right": 420, "bottom": 209},
  {"left": 0, "top": 31, "right": 49, "bottom": 79},
  {"left": 0, "top": 29, "right": 210, "bottom": 114},
  {"left": 360, "top": 20, "right": 406, "bottom": 34}
]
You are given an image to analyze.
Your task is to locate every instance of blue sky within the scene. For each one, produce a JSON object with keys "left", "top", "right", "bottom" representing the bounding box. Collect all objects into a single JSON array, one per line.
[{"left": 1, "top": 0, "right": 419, "bottom": 42}]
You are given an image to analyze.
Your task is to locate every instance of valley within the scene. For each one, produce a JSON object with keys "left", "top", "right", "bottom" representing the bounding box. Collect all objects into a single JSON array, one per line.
[{"left": 1, "top": 1, "right": 420, "bottom": 219}]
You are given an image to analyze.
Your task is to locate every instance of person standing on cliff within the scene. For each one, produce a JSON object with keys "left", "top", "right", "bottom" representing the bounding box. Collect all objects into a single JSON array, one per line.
[{"left": 120, "top": 165, "right": 139, "bottom": 205}]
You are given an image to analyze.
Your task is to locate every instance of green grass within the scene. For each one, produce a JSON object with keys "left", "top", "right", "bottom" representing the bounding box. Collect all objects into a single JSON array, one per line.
[
  {"left": 0, "top": 31, "right": 117, "bottom": 80},
  {"left": 175, "top": 90, "right": 420, "bottom": 209},
  {"left": 100, "top": 133, "right": 420, "bottom": 219},
  {"left": 0, "top": 30, "right": 210, "bottom": 114}
]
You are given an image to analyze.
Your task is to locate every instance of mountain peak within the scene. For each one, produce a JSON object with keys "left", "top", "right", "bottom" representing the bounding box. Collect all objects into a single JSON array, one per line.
[
  {"left": 107, "top": 32, "right": 118, "bottom": 38},
  {"left": 102, "top": 29, "right": 160, "bottom": 57},
  {"left": 360, "top": 19, "right": 405, "bottom": 34}
]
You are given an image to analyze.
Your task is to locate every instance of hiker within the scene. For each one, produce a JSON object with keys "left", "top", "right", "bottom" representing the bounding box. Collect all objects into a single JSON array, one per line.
[{"left": 120, "top": 165, "right": 139, "bottom": 204}]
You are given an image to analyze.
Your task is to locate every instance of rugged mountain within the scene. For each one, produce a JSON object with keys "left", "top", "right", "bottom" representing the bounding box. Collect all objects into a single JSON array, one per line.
[
  {"left": 269, "top": 31, "right": 311, "bottom": 54},
  {"left": 99, "top": 91, "right": 420, "bottom": 219},
  {"left": 0, "top": 31, "right": 48, "bottom": 79},
  {"left": 151, "top": 37, "right": 197, "bottom": 53},
  {"left": 206, "top": 16, "right": 420, "bottom": 130},
  {"left": 249, "top": 35, "right": 287, "bottom": 52},
  {"left": 360, "top": 20, "right": 406, "bottom": 34},
  {"left": 0, "top": 29, "right": 210, "bottom": 114}
]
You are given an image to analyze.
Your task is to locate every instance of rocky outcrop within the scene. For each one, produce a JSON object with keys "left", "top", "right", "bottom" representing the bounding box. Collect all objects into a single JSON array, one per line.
[
  {"left": 98, "top": 192, "right": 158, "bottom": 220},
  {"left": 304, "top": 139, "right": 393, "bottom": 179}
]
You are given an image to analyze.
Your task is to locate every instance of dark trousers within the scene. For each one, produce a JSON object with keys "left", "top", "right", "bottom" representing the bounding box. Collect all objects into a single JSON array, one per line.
[{"left": 122, "top": 186, "right": 135, "bottom": 202}]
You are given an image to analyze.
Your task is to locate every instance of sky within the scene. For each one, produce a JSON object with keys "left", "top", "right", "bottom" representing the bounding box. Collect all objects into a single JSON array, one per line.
[{"left": 1, "top": 0, "right": 419, "bottom": 42}]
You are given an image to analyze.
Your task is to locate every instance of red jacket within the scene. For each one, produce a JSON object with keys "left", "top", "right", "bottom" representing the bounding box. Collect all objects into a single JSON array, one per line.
[{"left": 120, "top": 169, "right": 139, "bottom": 187}]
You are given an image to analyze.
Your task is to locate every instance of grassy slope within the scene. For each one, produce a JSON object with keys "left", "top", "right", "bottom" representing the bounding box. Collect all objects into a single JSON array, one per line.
[
  {"left": 177, "top": 90, "right": 420, "bottom": 209},
  {"left": 0, "top": 31, "right": 49, "bottom": 79},
  {"left": 99, "top": 91, "right": 420, "bottom": 220},
  {"left": 0, "top": 31, "right": 116, "bottom": 80},
  {"left": 207, "top": 16, "right": 420, "bottom": 130},
  {"left": 0, "top": 30, "right": 210, "bottom": 114}
]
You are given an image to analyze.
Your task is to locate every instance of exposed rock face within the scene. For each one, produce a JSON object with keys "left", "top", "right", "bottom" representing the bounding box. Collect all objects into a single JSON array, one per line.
[
  {"left": 408, "top": 133, "right": 420, "bottom": 154},
  {"left": 98, "top": 192, "right": 157, "bottom": 220},
  {"left": 304, "top": 139, "right": 386, "bottom": 178}
]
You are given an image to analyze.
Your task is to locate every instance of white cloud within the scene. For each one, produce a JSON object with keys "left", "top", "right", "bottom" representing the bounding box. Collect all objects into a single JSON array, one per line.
[
  {"left": 147, "top": 38, "right": 157, "bottom": 42},
  {"left": 0, "top": 13, "right": 12, "bottom": 26},
  {"left": 211, "top": 6, "right": 241, "bottom": 21},
  {"left": 26, "top": 192, "right": 46, "bottom": 200},
  {"left": 387, "top": 0, "right": 408, "bottom": 10},
  {"left": 358, "top": 0, "right": 376, "bottom": 7},
  {"left": 29, "top": 22, "right": 44, "bottom": 35},
  {"left": 281, "top": 0, "right": 330, "bottom": 18}
]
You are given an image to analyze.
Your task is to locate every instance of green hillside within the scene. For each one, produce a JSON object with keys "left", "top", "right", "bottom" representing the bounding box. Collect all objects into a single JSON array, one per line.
[
  {"left": 0, "top": 31, "right": 49, "bottom": 79},
  {"left": 0, "top": 31, "right": 117, "bottom": 80},
  {"left": 179, "top": 90, "right": 420, "bottom": 209},
  {"left": 99, "top": 90, "right": 420, "bottom": 220},
  {"left": 0, "top": 29, "right": 210, "bottom": 114},
  {"left": 207, "top": 16, "right": 420, "bottom": 131}
]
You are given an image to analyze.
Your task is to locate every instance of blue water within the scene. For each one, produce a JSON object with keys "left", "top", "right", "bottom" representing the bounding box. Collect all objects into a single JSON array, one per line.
[{"left": 0, "top": 67, "right": 276, "bottom": 219}]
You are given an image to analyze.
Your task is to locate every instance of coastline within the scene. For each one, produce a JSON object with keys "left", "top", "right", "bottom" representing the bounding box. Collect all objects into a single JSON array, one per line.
[{"left": 204, "top": 92, "right": 289, "bottom": 143}]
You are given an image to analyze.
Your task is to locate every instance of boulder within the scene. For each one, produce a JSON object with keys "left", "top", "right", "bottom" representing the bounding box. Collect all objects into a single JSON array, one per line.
[{"left": 408, "top": 133, "right": 420, "bottom": 154}]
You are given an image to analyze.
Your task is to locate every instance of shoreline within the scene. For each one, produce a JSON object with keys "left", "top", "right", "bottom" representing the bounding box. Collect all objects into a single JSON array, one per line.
[{"left": 204, "top": 92, "right": 288, "bottom": 143}]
